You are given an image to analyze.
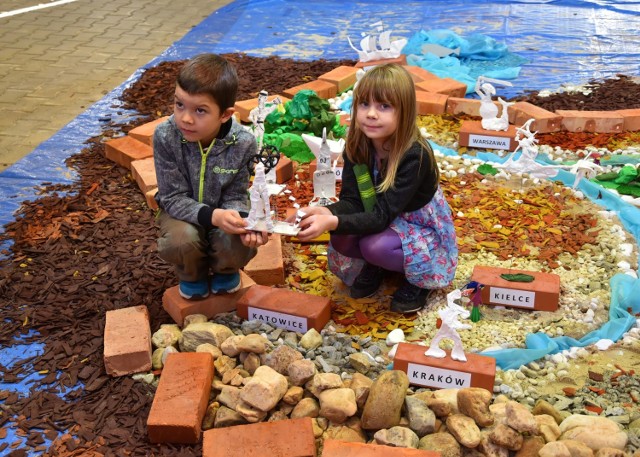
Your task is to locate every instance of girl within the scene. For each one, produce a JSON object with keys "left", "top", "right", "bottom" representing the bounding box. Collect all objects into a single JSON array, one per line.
[{"left": 295, "top": 63, "right": 458, "bottom": 314}]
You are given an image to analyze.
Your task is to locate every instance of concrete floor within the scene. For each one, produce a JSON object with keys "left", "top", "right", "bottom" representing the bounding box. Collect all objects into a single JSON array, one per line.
[{"left": 0, "top": 0, "right": 233, "bottom": 172}]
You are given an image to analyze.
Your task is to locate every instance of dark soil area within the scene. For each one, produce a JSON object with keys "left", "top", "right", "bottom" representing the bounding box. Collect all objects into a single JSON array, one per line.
[{"left": 0, "top": 53, "right": 638, "bottom": 456}]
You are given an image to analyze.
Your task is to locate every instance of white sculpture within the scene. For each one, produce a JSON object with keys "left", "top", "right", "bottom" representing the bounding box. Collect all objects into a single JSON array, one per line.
[
  {"left": 425, "top": 289, "right": 471, "bottom": 362},
  {"left": 309, "top": 128, "right": 338, "bottom": 207},
  {"left": 245, "top": 162, "right": 274, "bottom": 232},
  {"left": 347, "top": 21, "right": 407, "bottom": 63},
  {"left": 496, "top": 119, "right": 563, "bottom": 179},
  {"left": 249, "top": 90, "right": 282, "bottom": 184},
  {"left": 475, "top": 76, "right": 514, "bottom": 131},
  {"left": 568, "top": 151, "right": 604, "bottom": 188}
]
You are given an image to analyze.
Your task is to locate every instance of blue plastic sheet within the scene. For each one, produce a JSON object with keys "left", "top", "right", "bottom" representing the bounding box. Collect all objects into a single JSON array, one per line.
[{"left": 2, "top": 0, "right": 640, "bottom": 409}]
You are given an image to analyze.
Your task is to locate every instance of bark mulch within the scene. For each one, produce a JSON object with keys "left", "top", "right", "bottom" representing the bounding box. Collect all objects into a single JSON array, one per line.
[{"left": 0, "top": 53, "right": 638, "bottom": 456}]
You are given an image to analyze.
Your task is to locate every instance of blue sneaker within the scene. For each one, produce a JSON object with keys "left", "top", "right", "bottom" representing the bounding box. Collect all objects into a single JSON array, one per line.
[
  {"left": 179, "top": 279, "right": 210, "bottom": 300},
  {"left": 210, "top": 272, "right": 241, "bottom": 294}
]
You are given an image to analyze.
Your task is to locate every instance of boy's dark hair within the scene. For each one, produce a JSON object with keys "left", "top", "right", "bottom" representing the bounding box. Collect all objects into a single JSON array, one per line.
[{"left": 177, "top": 54, "right": 238, "bottom": 110}]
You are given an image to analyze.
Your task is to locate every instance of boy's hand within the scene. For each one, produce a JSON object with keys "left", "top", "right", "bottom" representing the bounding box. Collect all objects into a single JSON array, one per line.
[
  {"left": 212, "top": 208, "right": 248, "bottom": 234},
  {"left": 240, "top": 230, "right": 269, "bottom": 248}
]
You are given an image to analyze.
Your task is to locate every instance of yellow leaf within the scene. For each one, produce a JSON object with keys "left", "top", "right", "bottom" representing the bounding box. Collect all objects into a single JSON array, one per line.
[{"left": 478, "top": 241, "right": 501, "bottom": 249}]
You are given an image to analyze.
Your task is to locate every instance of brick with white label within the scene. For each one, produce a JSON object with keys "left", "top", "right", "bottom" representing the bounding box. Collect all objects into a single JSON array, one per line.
[
  {"left": 458, "top": 120, "right": 517, "bottom": 152},
  {"left": 393, "top": 342, "right": 496, "bottom": 392},
  {"left": 471, "top": 265, "right": 560, "bottom": 312},
  {"left": 236, "top": 284, "right": 331, "bottom": 332}
]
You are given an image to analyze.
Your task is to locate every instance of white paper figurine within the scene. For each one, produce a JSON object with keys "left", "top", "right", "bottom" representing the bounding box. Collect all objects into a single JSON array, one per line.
[
  {"left": 249, "top": 90, "right": 282, "bottom": 184},
  {"left": 301, "top": 133, "right": 345, "bottom": 163},
  {"left": 568, "top": 151, "right": 604, "bottom": 188},
  {"left": 475, "top": 76, "right": 514, "bottom": 131},
  {"left": 497, "top": 119, "right": 563, "bottom": 179},
  {"left": 245, "top": 162, "right": 274, "bottom": 232},
  {"left": 347, "top": 21, "right": 408, "bottom": 63},
  {"left": 425, "top": 289, "right": 472, "bottom": 362},
  {"left": 309, "top": 128, "right": 338, "bottom": 207}
]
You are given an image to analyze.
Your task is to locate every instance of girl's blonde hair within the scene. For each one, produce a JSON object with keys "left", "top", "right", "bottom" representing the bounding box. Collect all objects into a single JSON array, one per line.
[{"left": 346, "top": 63, "right": 437, "bottom": 192}]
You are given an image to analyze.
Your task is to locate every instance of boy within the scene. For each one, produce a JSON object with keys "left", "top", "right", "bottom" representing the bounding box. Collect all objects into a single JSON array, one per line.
[{"left": 153, "top": 53, "right": 268, "bottom": 300}]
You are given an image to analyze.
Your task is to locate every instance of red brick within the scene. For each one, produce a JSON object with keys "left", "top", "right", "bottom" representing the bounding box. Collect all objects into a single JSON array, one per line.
[
  {"left": 403, "top": 65, "right": 440, "bottom": 83},
  {"left": 284, "top": 79, "right": 337, "bottom": 100},
  {"left": 128, "top": 116, "right": 169, "bottom": 145},
  {"left": 471, "top": 265, "right": 560, "bottom": 312},
  {"left": 458, "top": 120, "right": 518, "bottom": 151},
  {"left": 616, "top": 108, "right": 640, "bottom": 131},
  {"left": 145, "top": 187, "right": 158, "bottom": 211},
  {"left": 354, "top": 55, "right": 407, "bottom": 69},
  {"left": 244, "top": 234, "right": 285, "bottom": 286},
  {"left": 339, "top": 112, "right": 351, "bottom": 126},
  {"left": 322, "top": 440, "right": 440, "bottom": 456},
  {"left": 130, "top": 157, "right": 157, "bottom": 194},
  {"left": 234, "top": 95, "right": 290, "bottom": 123},
  {"left": 162, "top": 271, "right": 256, "bottom": 326},
  {"left": 318, "top": 65, "right": 359, "bottom": 93},
  {"left": 203, "top": 417, "right": 316, "bottom": 457},
  {"left": 236, "top": 284, "right": 331, "bottom": 333},
  {"left": 508, "top": 102, "right": 562, "bottom": 133},
  {"left": 446, "top": 97, "right": 500, "bottom": 117},
  {"left": 147, "top": 352, "right": 214, "bottom": 444},
  {"left": 275, "top": 155, "right": 294, "bottom": 184},
  {"left": 103, "top": 305, "right": 152, "bottom": 377},
  {"left": 415, "top": 90, "right": 448, "bottom": 115},
  {"left": 104, "top": 135, "right": 153, "bottom": 170},
  {"left": 416, "top": 77, "right": 467, "bottom": 98},
  {"left": 556, "top": 109, "right": 624, "bottom": 133},
  {"left": 393, "top": 342, "right": 496, "bottom": 392}
]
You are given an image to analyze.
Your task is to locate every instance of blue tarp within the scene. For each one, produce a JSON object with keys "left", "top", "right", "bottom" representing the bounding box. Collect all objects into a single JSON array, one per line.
[{"left": 2, "top": 0, "right": 640, "bottom": 385}]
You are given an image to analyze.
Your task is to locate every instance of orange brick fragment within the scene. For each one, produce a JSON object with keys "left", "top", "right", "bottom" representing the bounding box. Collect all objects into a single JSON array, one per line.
[
  {"left": 236, "top": 284, "right": 331, "bottom": 332},
  {"left": 355, "top": 55, "right": 407, "bottom": 69},
  {"left": 147, "top": 352, "right": 214, "bottom": 444},
  {"left": 244, "top": 234, "right": 285, "bottom": 286},
  {"left": 403, "top": 65, "right": 440, "bottom": 83},
  {"left": 509, "top": 102, "right": 562, "bottom": 133},
  {"left": 104, "top": 135, "right": 153, "bottom": 170},
  {"left": 563, "top": 387, "right": 576, "bottom": 397},
  {"left": 129, "top": 116, "right": 169, "bottom": 145},
  {"left": 130, "top": 157, "right": 157, "bottom": 194},
  {"left": 104, "top": 305, "right": 152, "bottom": 377},
  {"left": 162, "top": 271, "right": 255, "bottom": 326},
  {"left": 556, "top": 109, "right": 624, "bottom": 133},
  {"left": 393, "top": 342, "right": 496, "bottom": 391},
  {"left": 202, "top": 418, "right": 315, "bottom": 457},
  {"left": 234, "top": 95, "right": 290, "bottom": 123},
  {"left": 283, "top": 79, "right": 337, "bottom": 100},
  {"left": 322, "top": 440, "right": 440, "bottom": 456},
  {"left": 616, "top": 108, "right": 640, "bottom": 131},
  {"left": 416, "top": 77, "right": 467, "bottom": 98},
  {"left": 415, "top": 90, "right": 448, "bottom": 115},
  {"left": 318, "top": 65, "right": 359, "bottom": 93}
]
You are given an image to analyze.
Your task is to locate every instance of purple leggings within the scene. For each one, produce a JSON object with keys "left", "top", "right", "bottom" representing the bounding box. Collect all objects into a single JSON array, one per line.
[{"left": 330, "top": 227, "right": 404, "bottom": 272}]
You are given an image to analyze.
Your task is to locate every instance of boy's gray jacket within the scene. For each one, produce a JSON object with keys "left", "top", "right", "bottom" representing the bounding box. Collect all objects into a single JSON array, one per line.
[{"left": 153, "top": 115, "right": 258, "bottom": 228}]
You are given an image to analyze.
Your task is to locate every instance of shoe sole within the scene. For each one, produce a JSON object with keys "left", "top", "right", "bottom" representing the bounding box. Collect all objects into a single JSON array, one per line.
[
  {"left": 390, "top": 290, "right": 433, "bottom": 314},
  {"left": 211, "top": 282, "right": 241, "bottom": 294},
  {"left": 179, "top": 290, "right": 210, "bottom": 300}
]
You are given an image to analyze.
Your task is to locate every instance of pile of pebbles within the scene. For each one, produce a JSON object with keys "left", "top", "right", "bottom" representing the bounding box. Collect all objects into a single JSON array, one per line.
[{"left": 141, "top": 311, "right": 640, "bottom": 455}]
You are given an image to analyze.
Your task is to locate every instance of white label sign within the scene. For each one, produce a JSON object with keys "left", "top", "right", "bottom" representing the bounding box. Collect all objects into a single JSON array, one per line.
[
  {"left": 407, "top": 362, "right": 471, "bottom": 389},
  {"left": 247, "top": 307, "right": 308, "bottom": 332},
  {"left": 489, "top": 287, "right": 535, "bottom": 308},
  {"left": 468, "top": 134, "right": 511, "bottom": 150}
]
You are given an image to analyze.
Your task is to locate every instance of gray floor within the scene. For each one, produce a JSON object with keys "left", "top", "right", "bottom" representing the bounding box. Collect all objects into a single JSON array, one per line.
[{"left": 0, "top": 0, "right": 233, "bottom": 172}]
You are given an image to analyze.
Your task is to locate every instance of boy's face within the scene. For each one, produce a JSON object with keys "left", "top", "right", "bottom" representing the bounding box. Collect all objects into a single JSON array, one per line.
[{"left": 173, "top": 85, "right": 234, "bottom": 146}]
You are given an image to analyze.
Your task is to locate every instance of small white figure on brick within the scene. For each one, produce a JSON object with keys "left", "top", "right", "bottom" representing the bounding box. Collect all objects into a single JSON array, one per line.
[
  {"left": 425, "top": 289, "right": 472, "bottom": 362},
  {"left": 475, "top": 76, "right": 514, "bottom": 131},
  {"left": 245, "top": 162, "right": 274, "bottom": 232}
]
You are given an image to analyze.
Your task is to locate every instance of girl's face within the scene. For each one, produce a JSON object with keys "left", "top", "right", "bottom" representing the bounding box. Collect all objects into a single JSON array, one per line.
[
  {"left": 173, "top": 85, "right": 233, "bottom": 146},
  {"left": 355, "top": 98, "right": 398, "bottom": 149}
]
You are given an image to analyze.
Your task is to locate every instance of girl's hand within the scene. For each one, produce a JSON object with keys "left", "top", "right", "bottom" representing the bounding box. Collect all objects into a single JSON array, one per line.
[
  {"left": 240, "top": 230, "right": 269, "bottom": 248},
  {"left": 297, "top": 213, "right": 338, "bottom": 241},
  {"left": 212, "top": 209, "right": 248, "bottom": 235},
  {"left": 286, "top": 205, "right": 332, "bottom": 223}
]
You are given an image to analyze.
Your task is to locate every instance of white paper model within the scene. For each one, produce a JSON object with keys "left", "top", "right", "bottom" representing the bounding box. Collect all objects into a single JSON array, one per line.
[
  {"left": 425, "top": 289, "right": 472, "bottom": 362},
  {"left": 245, "top": 162, "right": 274, "bottom": 232},
  {"left": 475, "top": 76, "right": 514, "bottom": 131},
  {"left": 347, "top": 21, "right": 408, "bottom": 63}
]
